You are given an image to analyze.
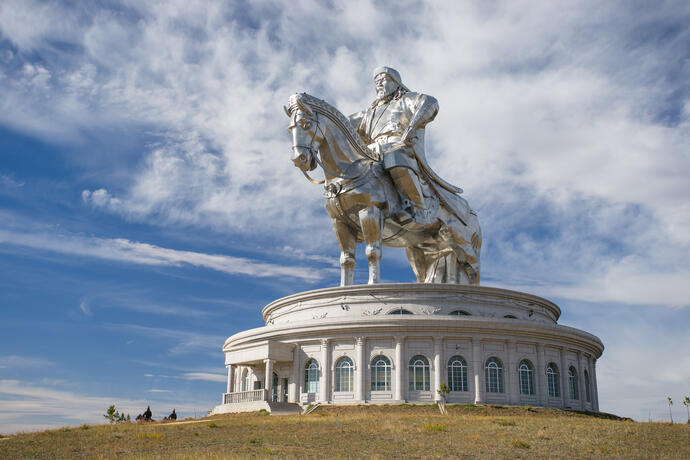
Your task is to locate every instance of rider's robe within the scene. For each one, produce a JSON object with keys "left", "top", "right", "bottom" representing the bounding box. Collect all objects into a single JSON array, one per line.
[{"left": 349, "top": 92, "right": 472, "bottom": 226}]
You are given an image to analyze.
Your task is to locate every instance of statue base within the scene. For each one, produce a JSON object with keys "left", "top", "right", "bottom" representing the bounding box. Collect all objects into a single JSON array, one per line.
[{"left": 212, "top": 283, "right": 603, "bottom": 414}]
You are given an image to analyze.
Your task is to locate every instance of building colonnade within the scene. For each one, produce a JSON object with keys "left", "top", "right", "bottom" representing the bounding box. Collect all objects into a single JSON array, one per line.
[{"left": 224, "top": 335, "right": 599, "bottom": 412}]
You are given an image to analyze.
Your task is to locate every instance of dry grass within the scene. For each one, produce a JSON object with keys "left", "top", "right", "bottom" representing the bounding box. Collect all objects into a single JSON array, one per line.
[{"left": 1, "top": 404, "right": 688, "bottom": 459}]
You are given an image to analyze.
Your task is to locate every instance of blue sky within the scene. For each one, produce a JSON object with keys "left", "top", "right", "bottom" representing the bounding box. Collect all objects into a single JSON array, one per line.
[{"left": 1, "top": 1, "right": 689, "bottom": 433}]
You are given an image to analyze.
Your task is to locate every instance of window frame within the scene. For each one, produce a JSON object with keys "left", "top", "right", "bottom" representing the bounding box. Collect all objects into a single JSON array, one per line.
[
  {"left": 371, "top": 355, "right": 392, "bottom": 392},
  {"left": 518, "top": 359, "right": 535, "bottom": 395},
  {"left": 447, "top": 355, "right": 468, "bottom": 392},
  {"left": 408, "top": 355, "right": 430, "bottom": 391},
  {"left": 334, "top": 356, "right": 354, "bottom": 393},
  {"left": 546, "top": 363, "right": 560, "bottom": 398},
  {"left": 304, "top": 358, "right": 319, "bottom": 394},
  {"left": 485, "top": 357, "right": 504, "bottom": 393},
  {"left": 568, "top": 366, "right": 579, "bottom": 400}
]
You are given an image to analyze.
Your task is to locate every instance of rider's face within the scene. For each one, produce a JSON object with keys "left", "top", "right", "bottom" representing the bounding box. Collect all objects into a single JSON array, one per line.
[{"left": 375, "top": 74, "right": 397, "bottom": 99}]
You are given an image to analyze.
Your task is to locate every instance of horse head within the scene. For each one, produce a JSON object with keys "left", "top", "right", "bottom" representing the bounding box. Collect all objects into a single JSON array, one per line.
[{"left": 285, "top": 93, "right": 322, "bottom": 172}]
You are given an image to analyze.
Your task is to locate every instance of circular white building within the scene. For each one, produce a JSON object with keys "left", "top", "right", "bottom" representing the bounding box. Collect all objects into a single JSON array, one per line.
[{"left": 213, "top": 283, "right": 602, "bottom": 414}]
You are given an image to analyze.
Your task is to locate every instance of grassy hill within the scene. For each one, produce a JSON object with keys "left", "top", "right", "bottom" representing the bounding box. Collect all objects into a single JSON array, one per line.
[{"left": 1, "top": 404, "right": 688, "bottom": 459}]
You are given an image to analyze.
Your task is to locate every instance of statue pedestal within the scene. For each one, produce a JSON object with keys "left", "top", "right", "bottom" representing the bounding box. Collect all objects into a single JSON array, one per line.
[{"left": 214, "top": 284, "right": 602, "bottom": 414}]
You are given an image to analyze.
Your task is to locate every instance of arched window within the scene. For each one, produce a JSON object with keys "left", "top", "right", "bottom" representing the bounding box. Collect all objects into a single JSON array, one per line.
[
  {"left": 584, "top": 370, "right": 591, "bottom": 403},
  {"left": 304, "top": 358, "right": 319, "bottom": 393},
  {"left": 409, "top": 355, "right": 430, "bottom": 391},
  {"left": 568, "top": 366, "right": 579, "bottom": 400},
  {"left": 448, "top": 356, "right": 468, "bottom": 392},
  {"left": 334, "top": 357, "right": 354, "bottom": 392},
  {"left": 449, "top": 310, "right": 471, "bottom": 316},
  {"left": 371, "top": 355, "right": 391, "bottom": 391},
  {"left": 518, "top": 359, "right": 535, "bottom": 395},
  {"left": 546, "top": 363, "right": 560, "bottom": 397},
  {"left": 388, "top": 308, "right": 413, "bottom": 315},
  {"left": 485, "top": 357, "right": 504, "bottom": 393}
]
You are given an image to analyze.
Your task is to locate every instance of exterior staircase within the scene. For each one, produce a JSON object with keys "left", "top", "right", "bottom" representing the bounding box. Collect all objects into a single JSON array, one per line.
[{"left": 266, "top": 402, "right": 302, "bottom": 415}]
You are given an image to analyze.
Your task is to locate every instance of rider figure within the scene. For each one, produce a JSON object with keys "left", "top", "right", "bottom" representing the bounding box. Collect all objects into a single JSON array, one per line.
[{"left": 349, "top": 66, "right": 440, "bottom": 223}]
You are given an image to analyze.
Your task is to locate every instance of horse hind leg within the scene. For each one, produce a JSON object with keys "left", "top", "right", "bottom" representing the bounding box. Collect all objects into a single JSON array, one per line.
[
  {"left": 331, "top": 218, "right": 356, "bottom": 286},
  {"left": 358, "top": 206, "right": 383, "bottom": 284}
]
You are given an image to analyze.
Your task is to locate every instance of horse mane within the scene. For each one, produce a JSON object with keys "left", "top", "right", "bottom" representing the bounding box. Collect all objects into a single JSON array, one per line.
[{"left": 289, "top": 93, "right": 378, "bottom": 161}]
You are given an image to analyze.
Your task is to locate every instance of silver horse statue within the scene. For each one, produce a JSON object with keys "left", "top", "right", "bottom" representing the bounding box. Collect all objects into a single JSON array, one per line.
[{"left": 286, "top": 93, "right": 481, "bottom": 286}]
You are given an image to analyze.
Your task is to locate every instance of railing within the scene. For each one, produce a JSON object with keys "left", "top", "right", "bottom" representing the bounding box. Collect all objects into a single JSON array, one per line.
[{"left": 223, "top": 389, "right": 267, "bottom": 404}]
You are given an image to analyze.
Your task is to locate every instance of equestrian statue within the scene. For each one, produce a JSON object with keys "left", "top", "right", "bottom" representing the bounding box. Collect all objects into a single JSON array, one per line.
[{"left": 286, "top": 66, "right": 481, "bottom": 286}]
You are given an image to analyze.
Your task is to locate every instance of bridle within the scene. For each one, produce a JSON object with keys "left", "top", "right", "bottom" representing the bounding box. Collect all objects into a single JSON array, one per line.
[{"left": 290, "top": 108, "right": 364, "bottom": 183}]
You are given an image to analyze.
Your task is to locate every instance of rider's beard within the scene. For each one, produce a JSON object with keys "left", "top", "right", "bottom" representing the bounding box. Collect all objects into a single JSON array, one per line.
[{"left": 374, "top": 89, "right": 398, "bottom": 107}]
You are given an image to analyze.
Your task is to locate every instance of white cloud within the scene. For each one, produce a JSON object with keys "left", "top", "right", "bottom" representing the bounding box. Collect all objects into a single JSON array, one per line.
[
  {"left": 0, "top": 227, "right": 322, "bottom": 281},
  {"left": 114, "top": 324, "right": 225, "bottom": 356},
  {"left": 183, "top": 372, "right": 226, "bottom": 383},
  {"left": 78, "top": 300, "right": 91, "bottom": 316},
  {"left": 0, "top": 379, "right": 211, "bottom": 434},
  {"left": 0, "top": 355, "right": 54, "bottom": 369}
]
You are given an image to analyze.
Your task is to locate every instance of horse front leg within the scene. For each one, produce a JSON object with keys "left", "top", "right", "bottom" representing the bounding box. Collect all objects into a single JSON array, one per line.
[
  {"left": 358, "top": 206, "right": 383, "bottom": 284},
  {"left": 331, "top": 218, "right": 356, "bottom": 286}
]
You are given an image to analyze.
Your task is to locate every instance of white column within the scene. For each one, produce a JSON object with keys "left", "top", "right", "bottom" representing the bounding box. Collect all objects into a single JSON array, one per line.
[
  {"left": 505, "top": 340, "right": 515, "bottom": 404},
  {"left": 394, "top": 336, "right": 404, "bottom": 402},
  {"left": 472, "top": 336, "right": 484, "bottom": 404},
  {"left": 320, "top": 339, "right": 330, "bottom": 403},
  {"left": 355, "top": 337, "right": 365, "bottom": 402},
  {"left": 536, "top": 343, "right": 546, "bottom": 405},
  {"left": 433, "top": 336, "right": 442, "bottom": 402},
  {"left": 289, "top": 343, "right": 300, "bottom": 403},
  {"left": 560, "top": 348, "right": 569, "bottom": 408},
  {"left": 592, "top": 358, "right": 600, "bottom": 412},
  {"left": 226, "top": 364, "right": 234, "bottom": 394},
  {"left": 577, "top": 351, "right": 586, "bottom": 410},
  {"left": 264, "top": 359, "right": 274, "bottom": 402}
]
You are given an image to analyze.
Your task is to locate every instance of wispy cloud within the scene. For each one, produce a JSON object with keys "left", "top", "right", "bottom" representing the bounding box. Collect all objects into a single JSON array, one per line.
[
  {"left": 78, "top": 299, "right": 91, "bottom": 316},
  {"left": 0, "top": 355, "right": 54, "bottom": 369},
  {"left": 0, "top": 379, "right": 211, "bottom": 434},
  {"left": 0, "top": 228, "right": 322, "bottom": 281},
  {"left": 183, "top": 372, "right": 226, "bottom": 383},
  {"left": 113, "top": 324, "right": 225, "bottom": 355}
]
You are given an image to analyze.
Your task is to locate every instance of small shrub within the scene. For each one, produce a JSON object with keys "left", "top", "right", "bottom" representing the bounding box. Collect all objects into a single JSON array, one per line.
[
  {"left": 104, "top": 405, "right": 130, "bottom": 424},
  {"left": 194, "top": 432, "right": 199, "bottom": 436},
  {"left": 249, "top": 438, "right": 262, "bottom": 444},
  {"left": 423, "top": 424, "right": 446, "bottom": 432},
  {"left": 208, "top": 422, "right": 220, "bottom": 428},
  {"left": 511, "top": 439, "right": 530, "bottom": 449},
  {"left": 80, "top": 424, "right": 89, "bottom": 430},
  {"left": 263, "top": 448, "right": 278, "bottom": 455},
  {"left": 258, "top": 409, "right": 270, "bottom": 416}
]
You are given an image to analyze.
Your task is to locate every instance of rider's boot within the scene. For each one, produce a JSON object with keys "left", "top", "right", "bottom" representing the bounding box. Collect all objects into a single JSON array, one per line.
[{"left": 389, "top": 167, "right": 424, "bottom": 225}]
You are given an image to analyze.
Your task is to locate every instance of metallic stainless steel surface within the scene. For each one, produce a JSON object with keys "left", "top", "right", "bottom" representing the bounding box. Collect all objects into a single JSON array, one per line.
[{"left": 286, "top": 68, "right": 482, "bottom": 286}]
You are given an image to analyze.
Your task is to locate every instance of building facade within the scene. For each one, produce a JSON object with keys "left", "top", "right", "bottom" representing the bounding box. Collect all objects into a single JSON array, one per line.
[{"left": 213, "top": 284, "right": 602, "bottom": 414}]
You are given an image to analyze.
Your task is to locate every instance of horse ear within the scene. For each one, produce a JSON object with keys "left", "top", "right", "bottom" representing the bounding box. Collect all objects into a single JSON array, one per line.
[
  {"left": 296, "top": 100, "right": 313, "bottom": 116},
  {"left": 283, "top": 105, "right": 291, "bottom": 117}
]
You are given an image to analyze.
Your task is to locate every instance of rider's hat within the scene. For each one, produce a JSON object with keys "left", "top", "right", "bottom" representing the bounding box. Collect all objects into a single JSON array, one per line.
[{"left": 373, "top": 66, "right": 409, "bottom": 92}]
